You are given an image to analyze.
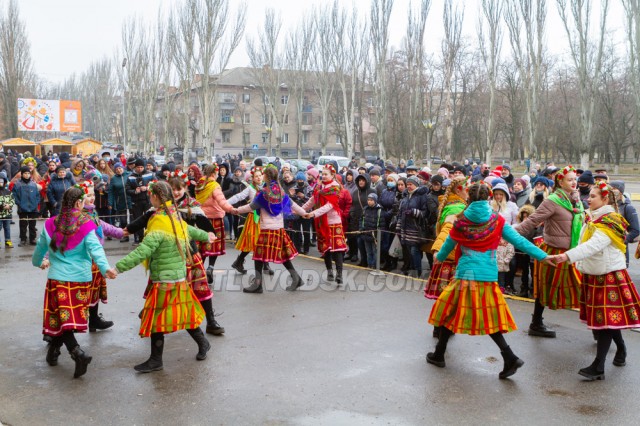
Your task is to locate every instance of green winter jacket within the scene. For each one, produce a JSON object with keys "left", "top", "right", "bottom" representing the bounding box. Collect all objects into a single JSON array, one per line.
[
  {"left": 0, "top": 188, "right": 14, "bottom": 219},
  {"left": 115, "top": 220, "right": 209, "bottom": 282}
]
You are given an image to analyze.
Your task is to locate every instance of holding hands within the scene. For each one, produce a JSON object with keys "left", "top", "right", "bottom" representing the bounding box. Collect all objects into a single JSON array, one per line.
[
  {"left": 40, "top": 259, "right": 50, "bottom": 270},
  {"left": 543, "top": 253, "right": 569, "bottom": 266},
  {"left": 105, "top": 268, "right": 118, "bottom": 279},
  {"left": 208, "top": 232, "right": 217, "bottom": 243}
]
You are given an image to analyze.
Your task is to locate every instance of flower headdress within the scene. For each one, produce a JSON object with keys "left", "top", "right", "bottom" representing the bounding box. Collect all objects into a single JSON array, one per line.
[
  {"left": 74, "top": 181, "right": 92, "bottom": 199},
  {"left": 21, "top": 157, "right": 36, "bottom": 167},
  {"left": 264, "top": 163, "right": 278, "bottom": 174},
  {"left": 477, "top": 180, "right": 493, "bottom": 198},
  {"left": 557, "top": 165, "right": 576, "bottom": 180},
  {"left": 251, "top": 166, "right": 263, "bottom": 175},
  {"left": 323, "top": 164, "right": 337, "bottom": 175},
  {"left": 147, "top": 179, "right": 159, "bottom": 192},
  {"left": 597, "top": 182, "right": 610, "bottom": 198},
  {"left": 455, "top": 176, "right": 470, "bottom": 193},
  {"left": 169, "top": 170, "right": 190, "bottom": 185}
]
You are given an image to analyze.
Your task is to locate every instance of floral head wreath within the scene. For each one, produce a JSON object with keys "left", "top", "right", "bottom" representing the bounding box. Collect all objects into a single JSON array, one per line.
[
  {"left": 264, "top": 163, "right": 278, "bottom": 175},
  {"left": 477, "top": 180, "right": 494, "bottom": 198},
  {"left": 454, "top": 176, "right": 470, "bottom": 193},
  {"left": 251, "top": 166, "right": 263, "bottom": 175},
  {"left": 74, "top": 181, "right": 92, "bottom": 199},
  {"left": 169, "top": 170, "right": 190, "bottom": 185},
  {"left": 208, "top": 163, "right": 219, "bottom": 175},
  {"left": 557, "top": 165, "right": 576, "bottom": 180},
  {"left": 148, "top": 179, "right": 159, "bottom": 192},
  {"left": 323, "top": 164, "right": 337, "bottom": 175},
  {"left": 597, "top": 182, "right": 610, "bottom": 198},
  {"left": 21, "top": 157, "right": 36, "bottom": 167}
]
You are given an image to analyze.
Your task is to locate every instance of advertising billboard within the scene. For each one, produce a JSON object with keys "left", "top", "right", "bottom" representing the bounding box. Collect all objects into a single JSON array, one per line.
[{"left": 17, "top": 98, "right": 83, "bottom": 132}]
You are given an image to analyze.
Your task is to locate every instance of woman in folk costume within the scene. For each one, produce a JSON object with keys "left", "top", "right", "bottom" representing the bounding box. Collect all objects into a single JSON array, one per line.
[
  {"left": 232, "top": 165, "right": 308, "bottom": 293},
  {"left": 426, "top": 182, "right": 550, "bottom": 380},
  {"left": 79, "top": 178, "right": 124, "bottom": 333},
  {"left": 195, "top": 164, "right": 236, "bottom": 283},
  {"left": 302, "top": 164, "right": 348, "bottom": 284},
  {"left": 551, "top": 183, "right": 640, "bottom": 380},
  {"left": 115, "top": 181, "right": 217, "bottom": 373},
  {"left": 226, "top": 166, "right": 270, "bottom": 275},
  {"left": 424, "top": 176, "right": 468, "bottom": 338},
  {"left": 33, "top": 187, "right": 117, "bottom": 378},
  {"left": 123, "top": 172, "right": 225, "bottom": 336},
  {"left": 515, "top": 165, "right": 585, "bottom": 338}
]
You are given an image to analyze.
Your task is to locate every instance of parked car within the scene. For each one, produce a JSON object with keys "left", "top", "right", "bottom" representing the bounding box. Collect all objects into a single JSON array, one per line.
[
  {"left": 152, "top": 154, "right": 166, "bottom": 166},
  {"left": 252, "top": 156, "right": 276, "bottom": 166},
  {"left": 315, "top": 155, "right": 350, "bottom": 171},
  {"left": 430, "top": 156, "right": 443, "bottom": 164},
  {"left": 287, "top": 159, "right": 313, "bottom": 173}
]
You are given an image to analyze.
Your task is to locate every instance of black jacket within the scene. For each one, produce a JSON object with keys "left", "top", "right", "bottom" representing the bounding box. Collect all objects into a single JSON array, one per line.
[
  {"left": 397, "top": 186, "right": 429, "bottom": 245},
  {"left": 126, "top": 171, "right": 154, "bottom": 206},
  {"left": 348, "top": 174, "right": 374, "bottom": 232}
]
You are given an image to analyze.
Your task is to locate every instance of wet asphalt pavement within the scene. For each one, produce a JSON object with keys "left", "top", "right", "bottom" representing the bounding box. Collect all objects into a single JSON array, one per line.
[{"left": 1, "top": 215, "right": 640, "bottom": 425}]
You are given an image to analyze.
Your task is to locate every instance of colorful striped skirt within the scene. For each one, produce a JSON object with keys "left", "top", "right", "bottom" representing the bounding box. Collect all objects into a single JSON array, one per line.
[
  {"left": 580, "top": 269, "right": 640, "bottom": 329},
  {"left": 235, "top": 212, "right": 260, "bottom": 253},
  {"left": 253, "top": 228, "right": 298, "bottom": 263},
  {"left": 43, "top": 279, "right": 92, "bottom": 336},
  {"left": 187, "top": 252, "right": 213, "bottom": 301},
  {"left": 139, "top": 280, "right": 205, "bottom": 337},
  {"left": 90, "top": 262, "right": 108, "bottom": 306},
  {"left": 317, "top": 223, "right": 348, "bottom": 256},
  {"left": 428, "top": 279, "right": 517, "bottom": 335},
  {"left": 198, "top": 217, "right": 225, "bottom": 257},
  {"left": 533, "top": 243, "right": 582, "bottom": 309},
  {"left": 424, "top": 260, "right": 456, "bottom": 300}
]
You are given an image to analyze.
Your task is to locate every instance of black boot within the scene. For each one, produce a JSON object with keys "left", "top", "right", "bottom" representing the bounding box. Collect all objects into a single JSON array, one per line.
[
  {"left": 135, "top": 333, "right": 164, "bottom": 373},
  {"left": 326, "top": 270, "right": 335, "bottom": 281},
  {"left": 529, "top": 301, "right": 556, "bottom": 337},
  {"left": 426, "top": 327, "right": 452, "bottom": 368},
  {"left": 263, "top": 263, "right": 275, "bottom": 276},
  {"left": 243, "top": 275, "right": 263, "bottom": 293},
  {"left": 231, "top": 256, "right": 247, "bottom": 274},
  {"left": 88, "top": 304, "right": 114, "bottom": 332},
  {"left": 333, "top": 252, "right": 344, "bottom": 285},
  {"left": 613, "top": 345, "right": 627, "bottom": 367},
  {"left": 46, "top": 336, "right": 63, "bottom": 366},
  {"left": 206, "top": 266, "right": 214, "bottom": 284},
  {"left": 579, "top": 359, "right": 605, "bottom": 380},
  {"left": 70, "top": 346, "right": 92, "bottom": 378},
  {"left": 432, "top": 326, "right": 441, "bottom": 339},
  {"left": 201, "top": 298, "right": 225, "bottom": 335},
  {"left": 499, "top": 346, "right": 525, "bottom": 379},
  {"left": 186, "top": 327, "right": 211, "bottom": 360},
  {"left": 286, "top": 269, "right": 303, "bottom": 291}
]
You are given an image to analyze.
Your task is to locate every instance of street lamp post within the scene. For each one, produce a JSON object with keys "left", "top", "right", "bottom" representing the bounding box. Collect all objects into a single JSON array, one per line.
[
  {"left": 422, "top": 119, "right": 434, "bottom": 169},
  {"left": 121, "top": 58, "right": 127, "bottom": 155}
]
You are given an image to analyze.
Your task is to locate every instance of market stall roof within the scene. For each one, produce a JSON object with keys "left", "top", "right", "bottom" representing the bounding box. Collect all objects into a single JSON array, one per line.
[
  {"left": 0, "top": 137, "right": 36, "bottom": 146},
  {"left": 72, "top": 138, "right": 103, "bottom": 156},
  {"left": 39, "top": 138, "right": 73, "bottom": 146}
]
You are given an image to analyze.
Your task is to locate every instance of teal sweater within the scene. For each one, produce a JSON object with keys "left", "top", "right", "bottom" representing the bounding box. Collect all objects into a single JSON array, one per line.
[
  {"left": 32, "top": 228, "right": 111, "bottom": 282},
  {"left": 436, "top": 201, "right": 547, "bottom": 282}
]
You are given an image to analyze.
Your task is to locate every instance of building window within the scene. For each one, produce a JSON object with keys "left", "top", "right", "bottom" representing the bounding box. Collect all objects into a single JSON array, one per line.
[
  {"left": 221, "top": 109, "right": 234, "bottom": 123},
  {"left": 222, "top": 131, "right": 231, "bottom": 143},
  {"left": 281, "top": 95, "right": 289, "bottom": 105},
  {"left": 302, "top": 113, "right": 311, "bottom": 125},
  {"left": 336, "top": 135, "right": 342, "bottom": 145},
  {"left": 219, "top": 92, "right": 236, "bottom": 103},
  {"left": 261, "top": 133, "right": 269, "bottom": 144},
  {"left": 243, "top": 113, "right": 250, "bottom": 124},
  {"left": 243, "top": 132, "right": 250, "bottom": 144},
  {"left": 281, "top": 133, "right": 289, "bottom": 144},
  {"left": 282, "top": 114, "right": 289, "bottom": 125},
  {"left": 302, "top": 131, "right": 309, "bottom": 145},
  {"left": 316, "top": 115, "right": 323, "bottom": 125},
  {"left": 367, "top": 97, "right": 374, "bottom": 107},
  {"left": 261, "top": 114, "right": 269, "bottom": 125},
  {"left": 263, "top": 95, "right": 270, "bottom": 105},
  {"left": 242, "top": 93, "right": 250, "bottom": 104}
]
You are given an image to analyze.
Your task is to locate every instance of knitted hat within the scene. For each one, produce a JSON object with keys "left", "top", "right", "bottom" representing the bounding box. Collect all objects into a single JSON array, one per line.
[
  {"left": 430, "top": 174, "right": 444, "bottom": 185},
  {"left": 610, "top": 180, "right": 625, "bottom": 194},
  {"left": 307, "top": 168, "right": 319, "bottom": 179},
  {"left": 385, "top": 165, "right": 397, "bottom": 173},
  {"left": 113, "top": 162, "right": 124, "bottom": 171},
  {"left": 514, "top": 178, "right": 527, "bottom": 189},
  {"left": 295, "top": 171, "right": 306, "bottom": 181},
  {"left": 521, "top": 175, "right": 531, "bottom": 186},
  {"left": 532, "top": 177, "right": 553, "bottom": 188},
  {"left": 369, "top": 167, "right": 381, "bottom": 177},
  {"left": 20, "top": 166, "right": 30, "bottom": 174},
  {"left": 134, "top": 158, "right": 145, "bottom": 167},
  {"left": 417, "top": 171, "right": 431, "bottom": 182},
  {"left": 367, "top": 193, "right": 378, "bottom": 202},
  {"left": 407, "top": 176, "right": 420, "bottom": 187},
  {"left": 436, "top": 167, "right": 450, "bottom": 178},
  {"left": 387, "top": 173, "right": 399, "bottom": 183},
  {"left": 594, "top": 173, "right": 608, "bottom": 182},
  {"left": 577, "top": 170, "right": 595, "bottom": 185}
]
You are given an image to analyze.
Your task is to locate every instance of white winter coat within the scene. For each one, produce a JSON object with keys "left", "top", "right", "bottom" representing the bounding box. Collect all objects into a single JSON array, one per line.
[{"left": 565, "top": 205, "right": 627, "bottom": 276}]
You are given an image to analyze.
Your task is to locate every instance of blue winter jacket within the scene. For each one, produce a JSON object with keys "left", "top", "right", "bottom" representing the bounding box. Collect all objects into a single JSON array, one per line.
[
  {"left": 436, "top": 201, "right": 547, "bottom": 282},
  {"left": 12, "top": 179, "right": 40, "bottom": 213},
  {"left": 108, "top": 171, "right": 132, "bottom": 211},
  {"left": 47, "top": 172, "right": 75, "bottom": 215}
]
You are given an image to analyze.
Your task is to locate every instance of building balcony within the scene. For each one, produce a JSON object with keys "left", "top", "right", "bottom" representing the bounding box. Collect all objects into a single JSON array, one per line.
[
  {"left": 220, "top": 116, "right": 235, "bottom": 130},
  {"left": 301, "top": 124, "right": 313, "bottom": 131}
]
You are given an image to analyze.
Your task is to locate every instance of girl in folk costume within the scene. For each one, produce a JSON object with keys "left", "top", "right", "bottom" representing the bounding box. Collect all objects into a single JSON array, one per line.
[
  {"left": 232, "top": 165, "right": 308, "bottom": 293},
  {"left": 551, "top": 183, "right": 640, "bottom": 380},
  {"left": 195, "top": 164, "right": 236, "bottom": 282},
  {"left": 226, "top": 166, "right": 268, "bottom": 275},
  {"left": 515, "top": 165, "right": 585, "bottom": 338},
  {"left": 115, "top": 181, "right": 217, "bottom": 373},
  {"left": 123, "top": 172, "right": 225, "bottom": 336},
  {"left": 302, "top": 165, "right": 348, "bottom": 284},
  {"left": 426, "top": 182, "right": 550, "bottom": 379},
  {"left": 79, "top": 179, "right": 124, "bottom": 333},
  {"left": 424, "top": 176, "right": 468, "bottom": 338},
  {"left": 32, "top": 187, "right": 117, "bottom": 378}
]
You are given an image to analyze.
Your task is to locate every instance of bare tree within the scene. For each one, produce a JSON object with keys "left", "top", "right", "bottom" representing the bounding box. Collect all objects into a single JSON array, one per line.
[
  {"left": 81, "top": 58, "right": 116, "bottom": 141},
  {"left": 623, "top": 0, "right": 640, "bottom": 161},
  {"left": 477, "top": 0, "right": 503, "bottom": 165},
  {"left": 0, "top": 0, "right": 34, "bottom": 138},
  {"left": 557, "top": 0, "right": 609, "bottom": 169},
  {"left": 441, "top": 0, "right": 465, "bottom": 161}
]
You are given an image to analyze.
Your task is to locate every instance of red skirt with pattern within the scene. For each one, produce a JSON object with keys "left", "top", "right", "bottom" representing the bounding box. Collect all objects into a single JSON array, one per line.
[
  {"left": 198, "top": 218, "right": 225, "bottom": 257},
  {"left": 424, "top": 260, "right": 456, "bottom": 300},
  {"left": 317, "top": 223, "right": 348, "bottom": 255},
  {"left": 187, "top": 252, "right": 213, "bottom": 301},
  {"left": 253, "top": 228, "right": 298, "bottom": 263},
  {"left": 43, "top": 279, "right": 92, "bottom": 336},
  {"left": 90, "top": 262, "right": 108, "bottom": 306},
  {"left": 580, "top": 269, "right": 640, "bottom": 329}
]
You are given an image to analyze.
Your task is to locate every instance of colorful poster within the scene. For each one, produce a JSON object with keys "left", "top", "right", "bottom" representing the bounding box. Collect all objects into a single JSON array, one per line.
[{"left": 17, "top": 98, "right": 82, "bottom": 132}]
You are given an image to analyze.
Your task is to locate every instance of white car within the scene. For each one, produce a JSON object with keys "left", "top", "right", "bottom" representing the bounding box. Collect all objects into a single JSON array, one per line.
[
  {"left": 152, "top": 154, "right": 166, "bottom": 166},
  {"left": 315, "top": 155, "right": 350, "bottom": 171}
]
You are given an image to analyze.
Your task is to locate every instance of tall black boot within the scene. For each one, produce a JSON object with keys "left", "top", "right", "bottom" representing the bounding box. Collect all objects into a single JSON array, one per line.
[
  {"left": 579, "top": 330, "right": 611, "bottom": 380},
  {"left": 498, "top": 345, "right": 524, "bottom": 380},
  {"left": 263, "top": 263, "right": 275, "bottom": 276},
  {"left": 186, "top": 327, "right": 211, "bottom": 360},
  {"left": 201, "top": 298, "right": 225, "bottom": 335},
  {"left": 426, "top": 327, "right": 453, "bottom": 367},
  {"left": 244, "top": 261, "right": 264, "bottom": 293},
  {"left": 231, "top": 252, "right": 248, "bottom": 274},
  {"left": 324, "top": 253, "right": 334, "bottom": 281},
  {"left": 134, "top": 333, "right": 164, "bottom": 373},
  {"left": 528, "top": 299, "right": 556, "bottom": 338},
  {"left": 206, "top": 256, "right": 218, "bottom": 283},
  {"left": 333, "top": 252, "right": 344, "bottom": 285},
  {"left": 285, "top": 261, "right": 303, "bottom": 291},
  {"left": 89, "top": 304, "right": 114, "bottom": 332},
  {"left": 60, "top": 331, "right": 91, "bottom": 378},
  {"left": 46, "top": 336, "right": 63, "bottom": 366},
  {"left": 612, "top": 330, "right": 626, "bottom": 366}
]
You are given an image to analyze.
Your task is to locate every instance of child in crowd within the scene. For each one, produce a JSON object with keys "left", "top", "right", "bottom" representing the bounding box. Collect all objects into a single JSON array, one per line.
[
  {"left": 12, "top": 166, "right": 40, "bottom": 246},
  {"left": 360, "top": 193, "right": 383, "bottom": 269},
  {"left": 0, "top": 172, "right": 14, "bottom": 247}
]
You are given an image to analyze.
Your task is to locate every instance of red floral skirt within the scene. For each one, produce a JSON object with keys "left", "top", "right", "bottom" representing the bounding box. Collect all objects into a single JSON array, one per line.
[
  {"left": 90, "top": 262, "right": 108, "bottom": 306},
  {"left": 187, "top": 252, "right": 213, "bottom": 301},
  {"left": 317, "top": 223, "right": 348, "bottom": 255},
  {"left": 43, "top": 279, "right": 91, "bottom": 336},
  {"left": 253, "top": 228, "right": 298, "bottom": 263},
  {"left": 424, "top": 260, "right": 456, "bottom": 300},
  {"left": 198, "top": 218, "right": 225, "bottom": 257},
  {"left": 580, "top": 269, "right": 640, "bottom": 329}
]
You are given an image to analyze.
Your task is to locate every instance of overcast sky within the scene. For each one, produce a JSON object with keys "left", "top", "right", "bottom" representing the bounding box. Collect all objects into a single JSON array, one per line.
[{"left": 17, "top": 0, "right": 627, "bottom": 84}]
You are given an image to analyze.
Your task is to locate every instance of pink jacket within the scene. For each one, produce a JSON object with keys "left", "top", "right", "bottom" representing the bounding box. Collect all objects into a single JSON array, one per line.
[
  {"left": 201, "top": 186, "right": 234, "bottom": 219},
  {"left": 302, "top": 182, "right": 342, "bottom": 225},
  {"left": 237, "top": 197, "right": 307, "bottom": 230}
]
